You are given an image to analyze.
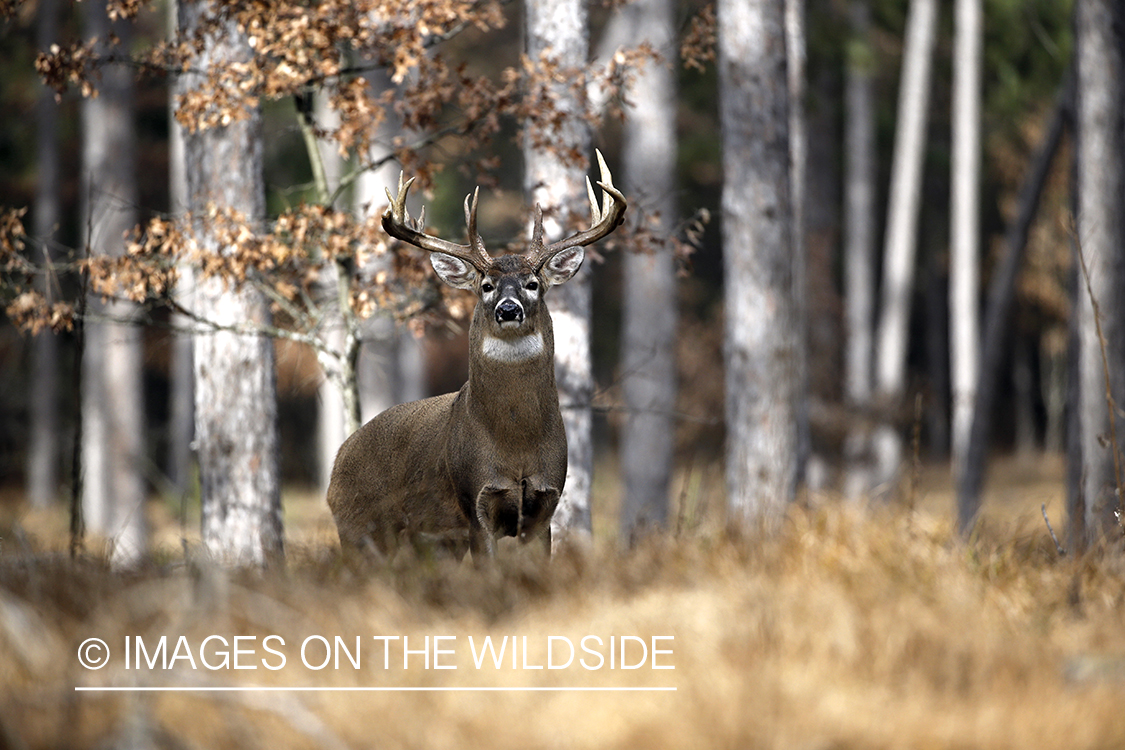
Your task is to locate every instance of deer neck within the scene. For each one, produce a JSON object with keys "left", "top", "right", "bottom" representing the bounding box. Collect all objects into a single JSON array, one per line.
[
  {"left": 479, "top": 330, "right": 546, "bottom": 363},
  {"left": 464, "top": 313, "right": 559, "bottom": 435}
]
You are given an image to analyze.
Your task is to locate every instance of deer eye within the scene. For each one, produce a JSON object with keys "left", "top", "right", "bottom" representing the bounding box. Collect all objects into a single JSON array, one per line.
[
  {"left": 526, "top": 280, "right": 539, "bottom": 291},
  {"left": 481, "top": 282, "right": 495, "bottom": 293}
]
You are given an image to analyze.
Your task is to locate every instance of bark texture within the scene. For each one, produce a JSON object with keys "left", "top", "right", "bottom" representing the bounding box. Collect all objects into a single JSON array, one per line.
[
  {"left": 1075, "top": 0, "right": 1125, "bottom": 543},
  {"left": 80, "top": 0, "right": 147, "bottom": 565},
  {"left": 718, "top": 0, "right": 800, "bottom": 524},
  {"left": 313, "top": 91, "right": 352, "bottom": 491},
  {"left": 618, "top": 0, "right": 678, "bottom": 538},
  {"left": 180, "top": 0, "right": 282, "bottom": 565}
]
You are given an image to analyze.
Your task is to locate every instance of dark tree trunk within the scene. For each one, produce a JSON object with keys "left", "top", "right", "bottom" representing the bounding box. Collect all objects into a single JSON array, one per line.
[
  {"left": 28, "top": 0, "right": 62, "bottom": 510},
  {"left": 955, "top": 86, "right": 1068, "bottom": 532}
]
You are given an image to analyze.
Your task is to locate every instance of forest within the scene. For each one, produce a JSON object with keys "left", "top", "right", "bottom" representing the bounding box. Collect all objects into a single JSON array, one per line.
[{"left": 1, "top": 0, "right": 1124, "bottom": 748}]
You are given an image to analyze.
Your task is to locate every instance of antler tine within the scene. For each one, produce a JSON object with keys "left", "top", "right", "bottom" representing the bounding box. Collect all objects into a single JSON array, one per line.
[
  {"left": 592, "top": 148, "right": 628, "bottom": 222},
  {"left": 383, "top": 172, "right": 414, "bottom": 226},
  {"left": 463, "top": 187, "right": 492, "bottom": 268},
  {"left": 531, "top": 148, "right": 628, "bottom": 268},
  {"left": 381, "top": 171, "right": 490, "bottom": 270},
  {"left": 531, "top": 204, "right": 546, "bottom": 249},
  {"left": 585, "top": 175, "right": 602, "bottom": 227}
]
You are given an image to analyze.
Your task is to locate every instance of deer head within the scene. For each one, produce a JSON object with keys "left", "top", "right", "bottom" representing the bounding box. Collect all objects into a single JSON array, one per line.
[{"left": 381, "top": 149, "right": 625, "bottom": 332}]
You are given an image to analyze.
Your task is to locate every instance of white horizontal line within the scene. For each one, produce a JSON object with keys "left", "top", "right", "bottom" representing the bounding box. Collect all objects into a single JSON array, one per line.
[{"left": 75, "top": 686, "right": 676, "bottom": 693}]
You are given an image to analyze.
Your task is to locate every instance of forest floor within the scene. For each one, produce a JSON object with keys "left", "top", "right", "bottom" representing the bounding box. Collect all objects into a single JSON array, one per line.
[{"left": 1, "top": 453, "right": 1124, "bottom": 750}]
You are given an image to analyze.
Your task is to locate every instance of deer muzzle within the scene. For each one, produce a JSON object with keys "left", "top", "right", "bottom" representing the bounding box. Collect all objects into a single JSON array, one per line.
[{"left": 495, "top": 298, "right": 525, "bottom": 327}]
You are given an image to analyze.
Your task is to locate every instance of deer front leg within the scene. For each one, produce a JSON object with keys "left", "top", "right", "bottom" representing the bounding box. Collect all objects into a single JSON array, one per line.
[
  {"left": 523, "top": 519, "right": 552, "bottom": 556},
  {"left": 469, "top": 506, "right": 495, "bottom": 562},
  {"left": 471, "top": 483, "right": 520, "bottom": 561},
  {"left": 519, "top": 479, "right": 559, "bottom": 555}
]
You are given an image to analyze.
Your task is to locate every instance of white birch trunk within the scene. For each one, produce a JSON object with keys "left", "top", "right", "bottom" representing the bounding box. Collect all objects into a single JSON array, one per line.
[
  {"left": 180, "top": 0, "right": 282, "bottom": 565},
  {"left": 318, "top": 70, "right": 425, "bottom": 486},
  {"left": 80, "top": 0, "right": 147, "bottom": 565},
  {"left": 1076, "top": 0, "right": 1125, "bottom": 542},
  {"left": 843, "top": 0, "right": 877, "bottom": 500},
  {"left": 314, "top": 92, "right": 351, "bottom": 491},
  {"left": 28, "top": 0, "right": 62, "bottom": 510},
  {"left": 718, "top": 0, "right": 799, "bottom": 525},
  {"left": 524, "top": 0, "right": 594, "bottom": 542},
  {"left": 354, "top": 68, "right": 413, "bottom": 425},
  {"left": 871, "top": 0, "right": 937, "bottom": 490},
  {"left": 950, "top": 0, "right": 982, "bottom": 475},
  {"left": 618, "top": 0, "right": 678, "bottom": 538}
]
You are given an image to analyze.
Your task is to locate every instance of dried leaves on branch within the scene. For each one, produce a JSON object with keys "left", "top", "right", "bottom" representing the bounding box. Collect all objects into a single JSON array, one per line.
[
  {"left": 681, "top": 4, "right": 717, "bottom": 73},
  {"left": 2, "top": 203, "right": 440, "bottom": 337},
  {"left": 6, "top": 0, "right": 711, "bottom": 347}
]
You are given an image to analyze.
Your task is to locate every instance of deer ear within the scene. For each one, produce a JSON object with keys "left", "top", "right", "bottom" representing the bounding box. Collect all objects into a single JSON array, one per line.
[
  {"left": 540, "top": 246, "right": 585, "bottom": 288},
  {"left": 430, "top": 252, "right": 479, "bottom": 290}
]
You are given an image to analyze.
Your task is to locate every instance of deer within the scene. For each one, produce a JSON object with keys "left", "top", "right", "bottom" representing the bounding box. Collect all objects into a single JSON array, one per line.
[{"left": 327, "top": 151, "right": 626, "bottom": 561}]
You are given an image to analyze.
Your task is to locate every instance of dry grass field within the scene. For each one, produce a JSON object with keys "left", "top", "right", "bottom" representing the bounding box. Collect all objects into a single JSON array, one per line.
[{"left": 1, "top": 455, "right": 1124, "bottom": 750}]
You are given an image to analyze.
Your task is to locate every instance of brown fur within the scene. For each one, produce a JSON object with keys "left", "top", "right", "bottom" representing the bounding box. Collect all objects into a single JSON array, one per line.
[
  {"left": 326, "top": 255, "right": 569, "bottom": 560},
  {"left": 329, "top": 158, "right": 625, "bottom": 560}
]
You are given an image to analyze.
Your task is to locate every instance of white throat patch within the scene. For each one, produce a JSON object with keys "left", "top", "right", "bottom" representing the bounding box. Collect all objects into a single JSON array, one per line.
[{"left": 481, "top": 332, "right": 545, "bottom": 363}]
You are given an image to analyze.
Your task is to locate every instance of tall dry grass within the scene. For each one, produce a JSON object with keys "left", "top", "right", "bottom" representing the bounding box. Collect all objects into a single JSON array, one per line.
[{"left": 1, "top": 488, "right": 1124, "bottom": 749}]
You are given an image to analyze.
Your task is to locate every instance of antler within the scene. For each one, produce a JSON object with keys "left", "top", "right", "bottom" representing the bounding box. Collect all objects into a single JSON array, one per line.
[
  {"left": 528, "top": 149, "right": 628, "bottom": 269},
  {"left": 382, "top": 172, "right": 492, "bottom": 271}
]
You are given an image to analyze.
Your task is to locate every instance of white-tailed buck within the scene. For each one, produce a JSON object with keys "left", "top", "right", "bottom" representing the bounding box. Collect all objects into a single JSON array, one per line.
[{"left": 327, "top": 151, "right": 626, "bottom": 559}]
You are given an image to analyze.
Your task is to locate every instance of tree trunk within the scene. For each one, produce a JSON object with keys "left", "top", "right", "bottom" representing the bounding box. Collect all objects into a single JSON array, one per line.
[
  {"left": 1075, "top": 0, "right": 1125, "bottom": 544},
  {"left": 923, "top": 250, "right": 950, "bottom": 458},
  {"left": 28, "top": 0, "right": 62, "bottom": 510},
  {"left": 354, "top": 69, "right": 413, "bottom": 427},
  {"left": 317, "top": 301, "right": 351, "bottom": 491},
  {"left": 1065, "top": 262, "right": 1085, "bottom": 554},
  {"left": 80, "top": 0, "right": 147, "bottom": 565},
  {"left": 718, "top": 0, "right": 799, "bottom": 525},
  {"left": 950, "top": 0, "right": 983, "bottom": 475},
  {"left": 524, "top": 0, "right": 594, "bottom": 543},
  {"left": 843, "top": 0, "right": 877, "bottom": 500},
  {"left": 788, "top": 0, "right": 810, "bottom": 487},
  {"left": 803, "top": 0, "right": 842, "bottom": 493},
  {"left": 179, "top": 0, "right": 282, "bottom": 565},
  {"left": 1013, "top": 337, "right": 1037, "bottom": 457},
  {"left": 955, "top": 82, "right": 1067, "bottom": 532},
  {"left": 618, "top": 0, "right": 678, "bottom": 539},
  {"left": 787, "top": 0, "right": 807, "bottom": 253},
  {"left": 166, "top": 0, "right": 194, "bottom": 501},
  {"left": 312, "top": 91, "right": 352, "bottom": 491},
  {"left": 871, "top": 0, "right": 937, "bottom": 492}
]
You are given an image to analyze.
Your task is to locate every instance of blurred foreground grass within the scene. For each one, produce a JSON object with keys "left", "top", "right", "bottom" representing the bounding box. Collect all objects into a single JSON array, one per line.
[{"left": 1, "top": 455, "right": 1124, "bottom": 749}]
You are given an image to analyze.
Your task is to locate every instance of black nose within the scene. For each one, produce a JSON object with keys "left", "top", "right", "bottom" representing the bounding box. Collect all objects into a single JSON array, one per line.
[{"left": 496, "top": 300, "right": 524, "bottom": 324}]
